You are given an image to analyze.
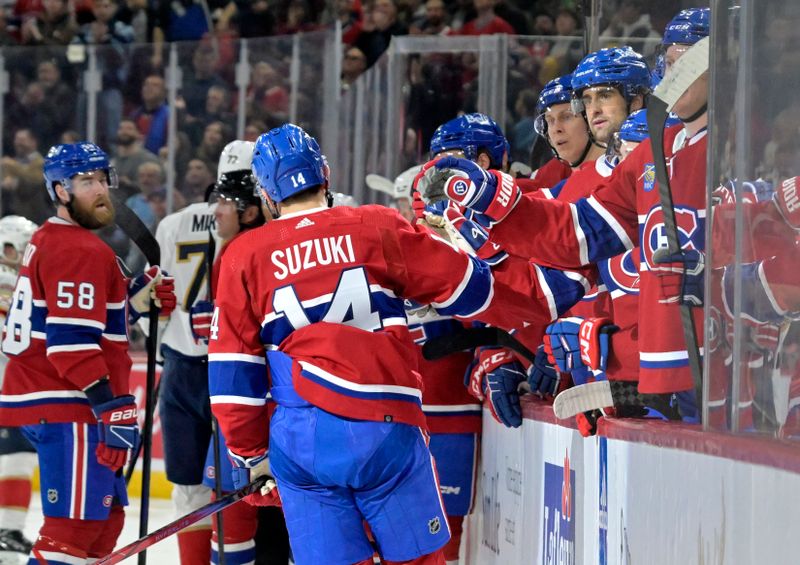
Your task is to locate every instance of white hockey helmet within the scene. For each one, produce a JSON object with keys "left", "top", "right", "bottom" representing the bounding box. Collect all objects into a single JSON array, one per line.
[
  {"left": 0, "top": 215, "right": 37, "bottom": 268},
  {"left": 218, "top": 140, "right": 256, "bottom": 179},
  {"left": 331, "top": 192, "right": 359, "bottom": 207}
]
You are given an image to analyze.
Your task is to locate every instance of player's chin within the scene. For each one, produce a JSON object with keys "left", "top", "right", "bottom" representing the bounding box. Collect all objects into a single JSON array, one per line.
[{"left": 93, "top": 203, "right": 116, "bottom": 227}]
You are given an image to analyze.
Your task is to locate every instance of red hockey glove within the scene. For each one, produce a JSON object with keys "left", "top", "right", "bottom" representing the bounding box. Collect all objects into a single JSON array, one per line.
[
  {"left": 650, "top": 247, "right": 704, "bottom": 306},
  {"left": 128, "top": 266, "right": 177, "bottom": 321},
  {"left": 773, "top": 176, "right": 800, "bottom": 230},
  {"left": 91, "top": 395, "right": 139, "bottom": 471},
  {"left": 190, "top": 300, "right": 214, "bottom": 343},
  {"left": 229, "top": 451, "right": 282, "bottom": 507},
  {"left": 436, "top": 156, "right": 520, "bottom": 225}
]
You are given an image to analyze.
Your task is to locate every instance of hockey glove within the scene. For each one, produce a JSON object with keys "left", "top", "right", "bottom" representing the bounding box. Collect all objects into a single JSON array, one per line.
[
  {"left": 436, "top": 156, "right": 520, "bottom": 225},
  {"left": 526, "top": 344, "right": 560, "bottom": 397},
  {"left": 229, "top": 450, "right": 281, "bottom": 507},
  {"left": 443, "top": 205, "right": 508, "bottom": 265},
  {"left": 773, "top": 176, "right": 800, "bottom": 230},
  {"left": 91, "top": 395, "right": 139, "bottom": 471},
  {"left": 650, "top": 247, "right": 704, "bottom": 306},
  {"left": 128, "top": 266, "right": 177, "bottom": 322},
  {"left": 465, "top": 348, "right": 524, "bottom": 428},
  {"left": 544, "top": 317, "right": 616, "bottom": 386},
  {"left": 190, "top": 300, "right": 214, "bottom": 343}
]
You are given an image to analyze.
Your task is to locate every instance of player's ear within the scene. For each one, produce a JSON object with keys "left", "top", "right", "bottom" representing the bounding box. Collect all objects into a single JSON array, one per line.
[
  {"left": 241, "top": 204, "right": 260, "bottom": 224},
  {"left": 630, "top": 94, "right": 644, "bottom": 113},
  {"left": 54, "top": 182, "right": 70, "bottom": 206}
]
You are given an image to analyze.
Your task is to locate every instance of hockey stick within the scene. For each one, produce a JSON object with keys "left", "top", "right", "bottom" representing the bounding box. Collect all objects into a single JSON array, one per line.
[
  {"left": 95, "top": 476, "right": 270, "bottom": 565},
  {"left": 552, "top": 380, "right": 676, "bottom": 420},
  {"left": 646, "top": 36, "right": 709, "bottom": 407},
  {"left": 422, "top": 326, "right": 538, "bottom": 365},
  {"left": 109, "top": 191, "right": 161, "bottom": 565}
]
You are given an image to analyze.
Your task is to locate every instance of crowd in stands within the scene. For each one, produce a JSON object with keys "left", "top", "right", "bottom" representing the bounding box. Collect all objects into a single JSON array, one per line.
[{"left": 0, "top": 0, "right": 684, "bottom": 255}]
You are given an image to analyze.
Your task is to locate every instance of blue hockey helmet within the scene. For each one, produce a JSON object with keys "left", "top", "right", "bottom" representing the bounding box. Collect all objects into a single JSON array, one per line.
[
  {"left": 571, "top": 46, "right": 651, "bottom": 106},
  {"left": 533, "top": 74, "right": 574, "bottom": 135},
  {"left": 429, "top": 113, "right": 508, "bottom": 167},
  {"left": 618, "top": 109, "right": 681, "bottom": 143},
  {"left": 43, "top": 142, "right": 116, "bottom": 202},
  {"left": 662, "top": 7, "right": 710, "bottom": 46},
  {"left": 251, "top": 124, "right": 327, "bottom": 203}
]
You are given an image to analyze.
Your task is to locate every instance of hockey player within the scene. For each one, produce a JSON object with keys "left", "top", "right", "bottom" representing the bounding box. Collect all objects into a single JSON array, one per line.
[
  {"left": 209, "top": 123, "right": 574, "bottom": 565},
  {"left": 537, "top": 47, "right": 651, "bottom": 397},
  {"left": 192, "top": 140, "right": 290, "bottom": 565},
  {"left": 434, "top": 7, "right": 711, "bottom": 411},
  {"left": 0, "top": 142, "right": 175, "bottom": 564},
  {"left": 0, "top": 216, "right": 38, "bottom": 562}
]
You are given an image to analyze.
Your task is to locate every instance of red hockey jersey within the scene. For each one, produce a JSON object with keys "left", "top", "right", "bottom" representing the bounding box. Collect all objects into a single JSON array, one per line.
[
  {"left": 0, "top": 218, "right": 131, "bottom": 425},
  {"left": 208, "top": 205, "right": 563, "bottom": 457},
  {"left": 491, "top": 126, "right": 707, "bottom": 394}
]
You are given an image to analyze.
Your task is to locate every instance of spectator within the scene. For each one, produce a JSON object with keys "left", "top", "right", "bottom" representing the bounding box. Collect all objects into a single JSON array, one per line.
[
  {"left": 355, "top": 0, "right": 408, "bottom": 66},
  {"left": 341, "top": 46, "right": 367, "bottom": 87},
  {"left": 194, "top": 120, "right": 230, "bottom": 168},
  {"left": 115, "top": 0, "right": 148, "bottom": 42},
  {"left": 112, "top": 118, "right": 161, "bottom": 186},
  {"left": 127, "top": 160, "right": 164, "bottom": 231},
  {"left": 157, "top": 130, "right": 193, "bottom": 182},
  {"left": 130, "top": 74, "right": 169, "bottom": 154},
  {"left": 180, "top": 158, "right": 215, "bottom": 203},
  {"left": 146, "top": 188, "right": 168, "bottom": 226},
  {"left": 600, "top": 0, "right": 660, "bottom": 56},
  {"left": 184, "top": 84, "right": 234, "bottom": 144},
  {"left": 152, "top": 0, "right": 210, "bottom": 43},
  {"left": 246, "top": 61, "right": 289, "bottom": 127},
  {"left": 0, "top": 128, "right": 48, "bottom": 222},
  {"left": 34, "top": 59, "right": 76, "bottom": 148},
  {"left": 409, "top": 0, "right": 450, "bottom": 35},
  {"left": 181, "top": 42, "right": 226, "bottom": 120},
  {"left": 277, "top": 0, "right": 318, "bottom": 34},
  {"left": 244, "top": 120, "right": 267, "bottom": 142},
  {"left": 531, "top": 11, "right": 555, "bottom": 35},
  {"left": 510, "top": 89, "right": 538, "bottom": 163},
  {"left": 325, "top": 0, "right": 362, "bottom": 44},
  {"left": 20, "top": 0, "right": 77, "bottom": 45},
  {"left": 59, "top": 130, "right": 81, "bottom": 143},
  {"left": 0, "top": 8, "right": 19, "bottom": 46},
  {"left": 494, "top": 0, "right": 528, "bottom": 35},
  {"left": 226, "top": 0, "right": 276, "bottom": 38},
  {"left": 73, "top": 0, "right": 134, "bottom": 146},
  {"left": 547, "top": 8, "right": 583, "bottom": 73},
  {"left": 457, "top": 0, "right": 514, "bottom": 36}
]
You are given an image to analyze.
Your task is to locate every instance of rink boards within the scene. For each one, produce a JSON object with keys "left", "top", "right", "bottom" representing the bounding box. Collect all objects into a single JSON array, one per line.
[{"left": 463, "top": 398, "right": 800, "bottom": 565}]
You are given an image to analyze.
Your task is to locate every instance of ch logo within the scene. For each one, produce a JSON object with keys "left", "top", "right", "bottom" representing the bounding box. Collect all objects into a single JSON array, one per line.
[
  {"left": 452, "top": 179, "right": 469, "bottom": 196},
  {"left": 561, "top": 450, "right": 572, "bottom": 521}
]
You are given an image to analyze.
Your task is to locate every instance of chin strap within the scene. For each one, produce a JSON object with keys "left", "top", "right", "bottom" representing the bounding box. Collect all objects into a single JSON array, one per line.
[
  {"left": 569, "top": 138, "right": 595, "bottom": 168},
  {"left": 678, "top": 103, "right": 707, "bottom": 124}
]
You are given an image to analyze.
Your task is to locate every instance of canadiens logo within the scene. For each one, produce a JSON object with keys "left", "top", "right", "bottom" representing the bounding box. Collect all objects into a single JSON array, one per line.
[
  {"left": 604, "top": 249, "right": 640, "bottom": 295},
  {"left": 206, "top": 466, "right": 215, "bottom": 479},
  {"left": 103, "top": 495, "right": 113, "bottom": 507},
  {"left": 642, "top": 164, "right": 656, "bottom": 192},
  {"left": 451, "top": 179, "right": 469, "bottom": 196},
  {"left": 641, "top": 205, "right": 703, "bottom": 270}
]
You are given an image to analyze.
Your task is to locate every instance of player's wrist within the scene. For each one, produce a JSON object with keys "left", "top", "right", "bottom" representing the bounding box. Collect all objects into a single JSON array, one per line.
[{"left": 83, "top": 377, "right": 114, "bottom": 407}]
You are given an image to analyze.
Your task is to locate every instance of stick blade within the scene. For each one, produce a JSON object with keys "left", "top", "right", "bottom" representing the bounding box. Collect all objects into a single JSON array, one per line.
[
  {"left": 553, "top": 381, "right": 614, "bottom": 419},
  {"left": 652, "top": 36, "right": 710, "bottom": 110}
]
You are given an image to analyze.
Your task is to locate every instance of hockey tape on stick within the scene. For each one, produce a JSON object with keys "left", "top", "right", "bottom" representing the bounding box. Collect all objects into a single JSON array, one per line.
[
  {"left": 553, "top": 380, "right": 680, "bottom": 420},
  {"left": 647, "top": 36, "right": 709, "bottom": 404},
  {"left": 95, "top": 477, "right": 269, "bottom": 565},
  {"left": 422, "top": 327, "right": 538, "bottom": 366}
]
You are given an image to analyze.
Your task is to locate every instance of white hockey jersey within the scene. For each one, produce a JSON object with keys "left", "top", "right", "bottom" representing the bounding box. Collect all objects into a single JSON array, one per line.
[{"left": 152, "top": 202, "right": 220, "bottom": 357}]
